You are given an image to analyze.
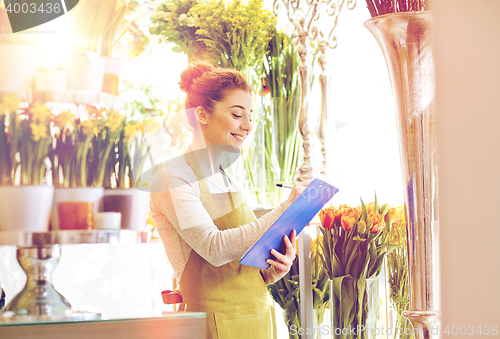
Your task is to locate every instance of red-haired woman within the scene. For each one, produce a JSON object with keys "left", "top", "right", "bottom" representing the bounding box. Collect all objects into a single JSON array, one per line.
[{"left": 150, "top": 61, "right": 311, "bottom": 339}]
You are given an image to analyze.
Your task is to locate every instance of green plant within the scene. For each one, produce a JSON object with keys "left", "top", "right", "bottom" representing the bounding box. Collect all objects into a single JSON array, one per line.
[
  {"left": 318, "top": 197, "right": 398, "bottom": 339},
  {"left": 0, "top": 95, "right": 53, "bottom": 186},
  {"left": 149, "top": 0, "right": 204, "bottom": 57},
  {"left": 268, "top": 237, "right": 330, "bottom": 339},
  {"left": 0, "top": 94, "right": 21, "bottom": 185},
  {"left": 262, "top": 30, "right": 302, "bottom": 206},
  {"left": 51, "top": 108, "right": 125, "bottom": 188},
  {"left": 150, "top": 0, "right": 275, "bottom": 71},
  {"left": 385, "top": 206, "right": 414, "bottom": 339}
]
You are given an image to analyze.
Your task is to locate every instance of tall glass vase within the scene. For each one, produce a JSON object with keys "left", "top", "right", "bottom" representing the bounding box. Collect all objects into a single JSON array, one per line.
[
  {"left": 364, "top": 12, "right": 441, "bottom": 339},
  {"left": 330, "top": 277, "right": 380, "bottom": 339}
]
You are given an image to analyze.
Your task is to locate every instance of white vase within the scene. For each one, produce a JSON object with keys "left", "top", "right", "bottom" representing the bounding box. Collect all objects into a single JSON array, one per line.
[
  {"left": 61, "top": 53, "right": 105, "bottom": 92},
  {"left": 103, "top": 188, "right": 150, "bottom": 231},
  {"left": 0, "top": 185, "right": 54, "bottom": 232},
  {"left": 0, "top": 44, "right": 40, "bottom": 91},
  {"left": 51, "top": 187, "right": 104, "bottom": 230}
]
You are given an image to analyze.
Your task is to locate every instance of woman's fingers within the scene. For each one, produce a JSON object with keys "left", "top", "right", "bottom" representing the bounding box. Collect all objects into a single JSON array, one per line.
[
  {"left": 288, "top": 179, "right": 314, "bottom": 203},
  {"left": 267, "top": 231, "right": 297, "bottom": 274}
]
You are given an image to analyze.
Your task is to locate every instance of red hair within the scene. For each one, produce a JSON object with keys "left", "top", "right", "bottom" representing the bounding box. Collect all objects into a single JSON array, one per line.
[{"left": 179, "top": 61, "right": 251, "bottom": 128}]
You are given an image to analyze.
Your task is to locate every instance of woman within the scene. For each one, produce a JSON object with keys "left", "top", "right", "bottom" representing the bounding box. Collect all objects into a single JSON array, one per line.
[{"left": 150, "top": 61, "right": 312, "bottom": 339}]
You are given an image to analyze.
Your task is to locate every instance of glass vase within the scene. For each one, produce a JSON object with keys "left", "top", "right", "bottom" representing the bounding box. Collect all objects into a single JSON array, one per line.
[
  {"left": 364, "top": 12, "right": 441, "bottom": 338},
  {"left": 284, "top": 307, "right": 330, "bottom": 339},
  {"left": 330, "top": 277, "right": 380, "bottom": 339}
]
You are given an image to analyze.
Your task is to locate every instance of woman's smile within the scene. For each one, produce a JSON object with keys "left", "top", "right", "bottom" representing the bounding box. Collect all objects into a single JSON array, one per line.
[{"left": 202, "top": 89, "right": 253, "bottom": 150}]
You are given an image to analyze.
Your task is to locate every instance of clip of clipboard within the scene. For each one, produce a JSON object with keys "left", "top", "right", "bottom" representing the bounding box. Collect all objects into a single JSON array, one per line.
[{"left": 239, "top": 178, "right": 339, "bottom": 270}]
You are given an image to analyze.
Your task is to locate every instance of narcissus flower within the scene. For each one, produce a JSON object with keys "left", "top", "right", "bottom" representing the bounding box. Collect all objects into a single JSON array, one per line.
[
  {"left": 30, "top": 123, "right": 48, "bottom": 142},
  {"left": 82, "top": 120, "right": 97, "bottom": 135},
  {"left": 29, "top": 102, "right": 53, "bottom": 123},
  {"left": 0, "top": 94, "right": 20, "bottom": 115},
  {"left": 54, "top": 110, "right": 75, "bottom": 129}
]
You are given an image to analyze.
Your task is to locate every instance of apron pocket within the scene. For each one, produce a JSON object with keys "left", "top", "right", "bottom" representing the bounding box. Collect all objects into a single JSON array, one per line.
[{"left": 214, "top": 307, "right": 272, "bottom": 339}]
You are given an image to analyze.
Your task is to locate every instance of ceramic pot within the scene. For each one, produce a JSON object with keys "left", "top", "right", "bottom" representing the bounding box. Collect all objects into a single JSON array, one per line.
[{"left": 0, "top": 185, "right": 53, "bottom": 232}]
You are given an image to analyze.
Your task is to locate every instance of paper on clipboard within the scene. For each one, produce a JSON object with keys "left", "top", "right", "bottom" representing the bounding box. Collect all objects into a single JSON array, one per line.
[{"left": 239, "top": 178, "right": 339, "bottom": 270}]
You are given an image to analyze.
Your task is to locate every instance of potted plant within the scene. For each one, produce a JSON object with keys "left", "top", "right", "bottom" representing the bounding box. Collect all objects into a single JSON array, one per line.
[
  {"left": 49, "top": 107, "right": 124, "bottom": 230},
  {"left": 103, "top": 118, "right": 159, "bottom": 231},
  {"left": 0, "top": 95, "right": 54, "bottom": 232}
]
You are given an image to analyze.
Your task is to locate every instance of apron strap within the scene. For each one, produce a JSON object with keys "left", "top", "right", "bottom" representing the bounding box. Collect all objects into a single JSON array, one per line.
[{"left": 184, "top": 148, "right": 237, "bottom": 210}]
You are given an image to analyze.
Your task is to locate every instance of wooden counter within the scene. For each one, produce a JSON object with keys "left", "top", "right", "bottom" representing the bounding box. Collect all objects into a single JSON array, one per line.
[{"left": 0, "top": 312, "right": 206, "bottom": 339}]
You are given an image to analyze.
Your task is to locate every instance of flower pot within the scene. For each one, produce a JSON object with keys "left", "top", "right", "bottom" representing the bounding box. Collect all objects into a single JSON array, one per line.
[
  {"left": 330, "top": 277, "right": 380, "bottom": 339},
  {"left": 0, "top": 185, "right": 54, "bottom": 232},
  {"left": 35, "top": 70, "right": 67, "bottom": 91},
  {"left": 0, "top": 44, "right": 40, "bottom": 91},
  {"left": 58, "top": 201, "right": 94, "bottom": 230},
  {"left": 102, "top": 56, "right": 123, "bottom": 95},
  {"left": 103, "top": 188, "right": 149, "bottom": 231},
  {"left": 61, "top": 53, "right": 105, "bottom": 92},
  {"left": 51, "top": 187, "right": 104, "bottom": 230}
]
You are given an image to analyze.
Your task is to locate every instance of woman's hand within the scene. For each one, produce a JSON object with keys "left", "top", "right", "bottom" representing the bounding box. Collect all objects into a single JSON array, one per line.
[
  {"left": 266, "top": 229, "right": 297, "bottom": 275},
  {"left": 287, "top": 179, "right": 314, "bottom": 204}
]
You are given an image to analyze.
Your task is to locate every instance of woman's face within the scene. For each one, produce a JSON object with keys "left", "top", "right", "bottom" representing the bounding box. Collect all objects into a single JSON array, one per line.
[{"left": 202, "top": 89, "right": 253, "bottom": 150}]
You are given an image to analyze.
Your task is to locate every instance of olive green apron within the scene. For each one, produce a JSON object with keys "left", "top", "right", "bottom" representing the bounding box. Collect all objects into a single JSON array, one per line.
[{"left": 179, "top": 152, "right": 276, "bottom": 339}]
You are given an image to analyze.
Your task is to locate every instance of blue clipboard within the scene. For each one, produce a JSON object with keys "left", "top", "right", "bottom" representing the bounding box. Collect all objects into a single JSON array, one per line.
[{"left": 239, "top": 178, "right": 339, "bottom": 270}]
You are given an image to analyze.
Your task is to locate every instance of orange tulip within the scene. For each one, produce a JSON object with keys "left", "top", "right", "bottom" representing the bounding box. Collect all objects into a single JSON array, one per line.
[
  {"left": 341, "top": 214, "right": 356, "bottom": 231},
  {"left": 319, "top": 208, "right": 335, "bottom": 230}
]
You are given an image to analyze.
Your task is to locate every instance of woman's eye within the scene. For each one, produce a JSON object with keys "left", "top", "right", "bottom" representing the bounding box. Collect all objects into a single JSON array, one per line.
[{"left": 232, "top": 114, "right": 242, "bottom": 118}]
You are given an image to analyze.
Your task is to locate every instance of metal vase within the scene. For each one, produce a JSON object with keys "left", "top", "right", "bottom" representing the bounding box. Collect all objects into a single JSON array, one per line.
[{"left": 364, "top": 12, "right": 441, "bottom": 339}]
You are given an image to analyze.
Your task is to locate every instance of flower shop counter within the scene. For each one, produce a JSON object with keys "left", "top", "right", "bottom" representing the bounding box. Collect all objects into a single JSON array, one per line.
[
  {"left": 0, "top": 230, "right": 150, "bottom": 319},
  {"left": 0, "top": 311, "right": 206, "bottom": 339}
]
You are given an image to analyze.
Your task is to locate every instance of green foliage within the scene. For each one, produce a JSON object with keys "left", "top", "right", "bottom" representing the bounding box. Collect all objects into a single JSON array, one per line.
[
  {"left": 150, "top": 0, "right": 275, "bottom": 71},
  {"left": 268, "top": 237, "right": 330, "bottom": 339}
]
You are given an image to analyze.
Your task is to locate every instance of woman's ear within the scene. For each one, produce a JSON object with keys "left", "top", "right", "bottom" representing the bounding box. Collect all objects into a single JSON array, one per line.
[{"left": 195, "top": 106, "right": 209, "bottom": 125}]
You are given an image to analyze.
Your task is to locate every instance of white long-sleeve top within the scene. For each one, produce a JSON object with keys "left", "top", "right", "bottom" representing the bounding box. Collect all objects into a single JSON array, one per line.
[{"left": 149, "top": 155, "right": 292, "bottom": 284}]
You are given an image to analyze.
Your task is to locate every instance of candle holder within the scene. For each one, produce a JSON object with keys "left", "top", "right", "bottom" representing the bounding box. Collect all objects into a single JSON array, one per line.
[{"left": 273, "top": 0, "right": 356, "bottom": 181}]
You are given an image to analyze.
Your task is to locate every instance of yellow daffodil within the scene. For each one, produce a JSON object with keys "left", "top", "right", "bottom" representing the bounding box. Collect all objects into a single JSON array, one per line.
[
  {"left": 0, "top": 94, "right": 21, "bottom": 115},
  {"left": 54, "top": 110, "right": 75, "bottom": 129},
  {"left": 123, "top": 122, "right": 139, "bottom": 140},
  {"left": 30, "top": 123, "right": 48, "bottom": 142},
  {"left": 29, "top": 102, "right": 53, "bottom": 123},
  {"left": 82, "top": 120, "right": 97, "bottom": 135},
  {"left": 105, "top": 110, "right": 124, "bottom": 132}
]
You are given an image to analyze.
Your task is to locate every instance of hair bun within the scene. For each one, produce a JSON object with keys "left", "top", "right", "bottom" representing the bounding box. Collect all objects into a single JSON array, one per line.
[{"left": 179, "top": 61, "right": 215, "bottom": 93}]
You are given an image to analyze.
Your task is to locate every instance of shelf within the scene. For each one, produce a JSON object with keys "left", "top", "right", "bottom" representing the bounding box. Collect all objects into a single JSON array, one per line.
[
  {"left": 0, "top": 90, "right": 123, "bottom": 109},
  {"left": 0, "top": 230, "right": 149, "bottom": 246}
]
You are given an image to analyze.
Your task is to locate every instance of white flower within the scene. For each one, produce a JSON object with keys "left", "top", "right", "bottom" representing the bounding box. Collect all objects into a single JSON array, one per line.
[{"left": 178, "top": 14, "right": 188, "bottom": 25}]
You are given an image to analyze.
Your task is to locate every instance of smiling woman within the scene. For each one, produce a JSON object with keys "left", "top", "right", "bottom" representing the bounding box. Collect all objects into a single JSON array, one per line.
[{"left": 149, "top": 61, "right": 313, "bottom": 339}]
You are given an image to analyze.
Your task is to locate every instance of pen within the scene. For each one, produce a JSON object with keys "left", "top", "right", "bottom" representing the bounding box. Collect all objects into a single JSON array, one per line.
[{"left": 276, "top": 184, "right": 293, "bottom": 189}]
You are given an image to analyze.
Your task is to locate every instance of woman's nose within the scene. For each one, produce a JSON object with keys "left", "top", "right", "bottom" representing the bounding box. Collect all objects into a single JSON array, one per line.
[{"left": 241, "top": 115, "right": 253, "bottom": 132}]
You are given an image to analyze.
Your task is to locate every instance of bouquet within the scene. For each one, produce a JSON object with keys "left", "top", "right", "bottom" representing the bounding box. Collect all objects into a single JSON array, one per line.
[
  {"left": 150, "top": 0, "right": 275, "bottom": 72},
  {"left": 318, "top": 198, "right": 398, "bottom": 339},
  {"left": 268, "top": 236, "right": 330, "bottom": 339}
]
